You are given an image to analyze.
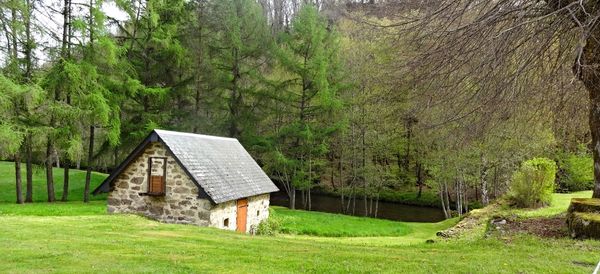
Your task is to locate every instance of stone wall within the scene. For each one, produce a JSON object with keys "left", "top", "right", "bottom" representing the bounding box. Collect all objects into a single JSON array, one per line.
[
  {"left": 107, "top": 142, "right": 212, "bottom": 226},
  {"left": 209, "top": 194, "right": 270, "bottom": 233},
  {"left": 246, "top": 194, "right": 271, "bottom": 233},
  {"left": 107, "top": 141, "right": 272, "bottom": 232}
]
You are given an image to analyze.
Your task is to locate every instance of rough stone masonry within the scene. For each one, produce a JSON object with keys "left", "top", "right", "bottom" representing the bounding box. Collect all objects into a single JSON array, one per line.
[{"left": 107, "top": 142, "right": 271, "bottom": 233}]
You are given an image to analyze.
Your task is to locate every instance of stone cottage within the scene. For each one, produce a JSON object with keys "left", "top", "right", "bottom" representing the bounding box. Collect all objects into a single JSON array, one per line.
[{"left": 92, "top": 129, "right": 279, "bottom": 233}]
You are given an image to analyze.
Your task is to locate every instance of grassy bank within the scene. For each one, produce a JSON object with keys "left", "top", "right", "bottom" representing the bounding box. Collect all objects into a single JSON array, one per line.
[
  {"left": 0, "top": 162, "right": 598, "bottom": 273},
  {"left": 0, "top": 202, "right": 598, "bottom": 273},
  {"left": 508, "top": 191, "right": 593, "bottom": 218},
  {"left": 0, "top": 161, "right": 107, "bottom": 202},
  {"left": 271, "top": 206, "right": 414, "bottom": 237}
]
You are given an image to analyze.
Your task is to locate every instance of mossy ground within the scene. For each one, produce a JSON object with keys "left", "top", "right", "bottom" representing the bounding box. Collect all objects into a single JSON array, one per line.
[
  {"left": 569, "top": 198, "right": 600, "bottom": 214},
  {"left": 576, "top": 212, "right": 600, "bottom": 222}
]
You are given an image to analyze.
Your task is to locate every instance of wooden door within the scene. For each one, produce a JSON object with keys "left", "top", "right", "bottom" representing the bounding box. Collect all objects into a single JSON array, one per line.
[{"left": 236, "top": 198, "right": 248, "bottom": 232}]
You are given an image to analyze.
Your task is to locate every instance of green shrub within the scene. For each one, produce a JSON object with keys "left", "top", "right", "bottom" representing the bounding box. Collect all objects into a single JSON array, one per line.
[
  {"left": 557, "top": 154, "right": 594, "bottom": 192},
  {"left": 509, "top": 157, "right": 557, "bottom": 208},
  {"left": 256, "top": 212, "right": 281, "bottom": 236}
]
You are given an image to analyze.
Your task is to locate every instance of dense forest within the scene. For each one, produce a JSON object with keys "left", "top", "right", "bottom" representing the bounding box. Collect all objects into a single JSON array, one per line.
[{"left": 0, "top": 0, "right": 596, "bottom": 217}]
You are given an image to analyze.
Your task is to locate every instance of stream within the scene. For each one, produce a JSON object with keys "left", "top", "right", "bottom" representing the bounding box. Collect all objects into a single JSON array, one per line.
[{"left": 270, "top": 191, "right": 446, "bottom": 223}]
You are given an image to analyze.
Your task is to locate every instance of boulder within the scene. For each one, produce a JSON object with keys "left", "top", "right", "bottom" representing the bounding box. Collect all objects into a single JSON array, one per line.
[{"left": 491, "top": 219, "right": 507, "bottom": 225}]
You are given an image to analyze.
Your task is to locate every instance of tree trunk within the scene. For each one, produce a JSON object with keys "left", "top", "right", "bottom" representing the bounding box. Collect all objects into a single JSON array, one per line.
[
  {"left": 455, "top": 178, "right": 463, "bottom": 217},
  {"left": 10, "top": 6, "right": 18, "bottom": 65},
  {"left": 444, "top": 182, "right": 451, "bottom": 214},
  {"left": 228, "top": 46, "right": 242, "bottom": 138},
  {"left": 23, "top": 0, "right": 33, "bottom": 202},
  {"left": 480, "top": 156, "right": 489, "bottom": 206},
  {"left": 404, "top": 123, "right": 411, "bottom": 171},
  {"left": 25, "top": 134, "right": 33, "bottom": 203},
  {"left": 582, "top": 36, "right": 600, "bottom": 198},
  {"left": 330, "top": 165, "right": 335, "bottom": 190},
  {"left": 54, "top": 149, "right": 60, "bottom": 168},
  {"left": 15, "top": 154, "right": 23, "bottom": 204},
  {"left": 374, "top": 193, "right": 379, "bottom": 218},
  {"left": 290, "top": 186, "right": 296, "bottom": 209},
  {"left": 352, "top": 192, "right": 356, "bottom": 215},
  {"left": 582, "top": 48, "right": 600, "bottom": 198},
  {"left": 493, "top": 166, "right": 498, "bottom": 199},
  {"left": 340, "top": 156, "right": 345, "bottom": 213},
  {"left": 416, "top": 161, "right": 423, "bottom": 198},
  {"left": 61, "top": 0, "right": 70, "bottom": 56},
  {"left": 62, "top": 161, "right": 69, "bottom": 201},
  {"left": 24, "top": 0, "right": 33, "bottom": 81},
  {"left": 308, "top": 188, "right": 311, "bottom": 211},
  {"left": 84, "top": 125, "right": 95, "bottom": 202},
  {"left": 362, "top": 124, "right": 367, "bottom": 217},
  {"left": 362, "top": 192, "right": 367, "bottom": 214},
  {"left": 440, "top": 185, "right": 449, "bottom": 219},
  {"left": 346, "top": 188, "right": 353, "bottom": 214},
  {"left": 46, "top": 138, "right": 55, "bottom": 202}
]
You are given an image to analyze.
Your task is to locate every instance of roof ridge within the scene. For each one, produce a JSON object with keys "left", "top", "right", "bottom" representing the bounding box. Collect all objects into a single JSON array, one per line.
[{"left": 154, "top": 129, "right": 238, "bottom": 141}]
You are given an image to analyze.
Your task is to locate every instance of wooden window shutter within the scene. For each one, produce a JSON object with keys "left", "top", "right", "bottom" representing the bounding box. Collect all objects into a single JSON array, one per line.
[{"left": 147, "top": 157, "right": 167, "bottom": 195}]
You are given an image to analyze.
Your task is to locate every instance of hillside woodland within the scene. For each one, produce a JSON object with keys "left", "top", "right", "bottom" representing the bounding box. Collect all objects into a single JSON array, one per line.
[{"left": 0, "top": 0, "right": 596, "bottom": 217}]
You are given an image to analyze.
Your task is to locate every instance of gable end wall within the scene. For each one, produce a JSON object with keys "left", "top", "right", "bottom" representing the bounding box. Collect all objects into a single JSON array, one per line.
[{"left": 107, "top": 142, "right": 212, "bottom": 226}]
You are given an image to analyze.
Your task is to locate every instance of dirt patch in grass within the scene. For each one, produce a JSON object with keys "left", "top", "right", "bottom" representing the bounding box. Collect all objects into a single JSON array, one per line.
[{"left": 503, "top": 217, "right": 568, "bottom": 238}]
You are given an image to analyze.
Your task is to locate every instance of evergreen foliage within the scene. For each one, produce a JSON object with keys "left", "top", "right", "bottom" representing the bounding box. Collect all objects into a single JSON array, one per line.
[
  {"left": 263, "top": 5, "right": 344, "bottom": 208},
  {"left": 0, "top": 1, "right": 595, "bottom": 211}
]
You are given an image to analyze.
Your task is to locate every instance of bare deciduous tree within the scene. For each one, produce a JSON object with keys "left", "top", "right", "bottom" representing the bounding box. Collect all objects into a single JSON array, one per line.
[{"left": 390, "top": 0, "right": 600, "bottom": 198}]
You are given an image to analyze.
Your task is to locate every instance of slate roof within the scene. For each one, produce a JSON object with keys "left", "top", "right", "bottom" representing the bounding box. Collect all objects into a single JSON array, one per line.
[{"left": 92, "top": 129, "right": 279, "bottom": 204}]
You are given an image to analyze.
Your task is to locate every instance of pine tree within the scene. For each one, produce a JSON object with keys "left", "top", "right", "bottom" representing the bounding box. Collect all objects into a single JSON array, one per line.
[
  {"left": 0, "top": 75, "right": 44, "bottom": 204},
  {"left": 265, "top": 5, "right": 344, "bottom": 209},
  {"left": 118, "top": 0, "right": 191, "bottom": 146},
  {"left": 204, "top": 0, "right": 272, "bottom": 138}
]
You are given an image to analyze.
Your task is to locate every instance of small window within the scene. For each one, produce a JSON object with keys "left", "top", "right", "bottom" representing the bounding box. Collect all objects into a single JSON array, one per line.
[
  {"left": 223, "top": 218, "right": 229, "bottom": 227},
  {"left": 257, "top": 210, "right": 260, "bottom": 217},
  {"left": 147, "top": 157, "right": 167, "bottom": 195}
]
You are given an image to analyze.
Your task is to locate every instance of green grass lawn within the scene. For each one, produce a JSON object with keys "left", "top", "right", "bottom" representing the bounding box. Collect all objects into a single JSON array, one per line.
[
  {"left": 0, "top": 161, "right": 107, "bottom": 202},
  {"left": 0, "top": 207, "right": 598, "bottom": 273},
  {"left": 271, "top": 206, "right": 414, "bottom": 237},
  {"left": 507, "top": 191, "right": 593, "bottom": 218},
  {"left": 0, "top": 161, "right": 599, "bottom": 273}
]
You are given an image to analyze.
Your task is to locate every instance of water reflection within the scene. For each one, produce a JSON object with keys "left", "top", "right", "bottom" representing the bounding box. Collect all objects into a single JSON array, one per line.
[{"left": 270, "top": 191, "right": 446, "bottom": 223}]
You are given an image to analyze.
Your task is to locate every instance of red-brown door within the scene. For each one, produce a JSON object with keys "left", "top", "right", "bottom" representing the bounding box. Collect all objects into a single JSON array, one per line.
[{"left": 236, "top": 198, "right": 248, "bottom": 232}]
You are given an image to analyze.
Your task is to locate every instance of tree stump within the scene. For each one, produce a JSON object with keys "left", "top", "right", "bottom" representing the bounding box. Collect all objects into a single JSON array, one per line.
[{"left": 566, "top": 198, "right": 600, "bottom": 239}]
